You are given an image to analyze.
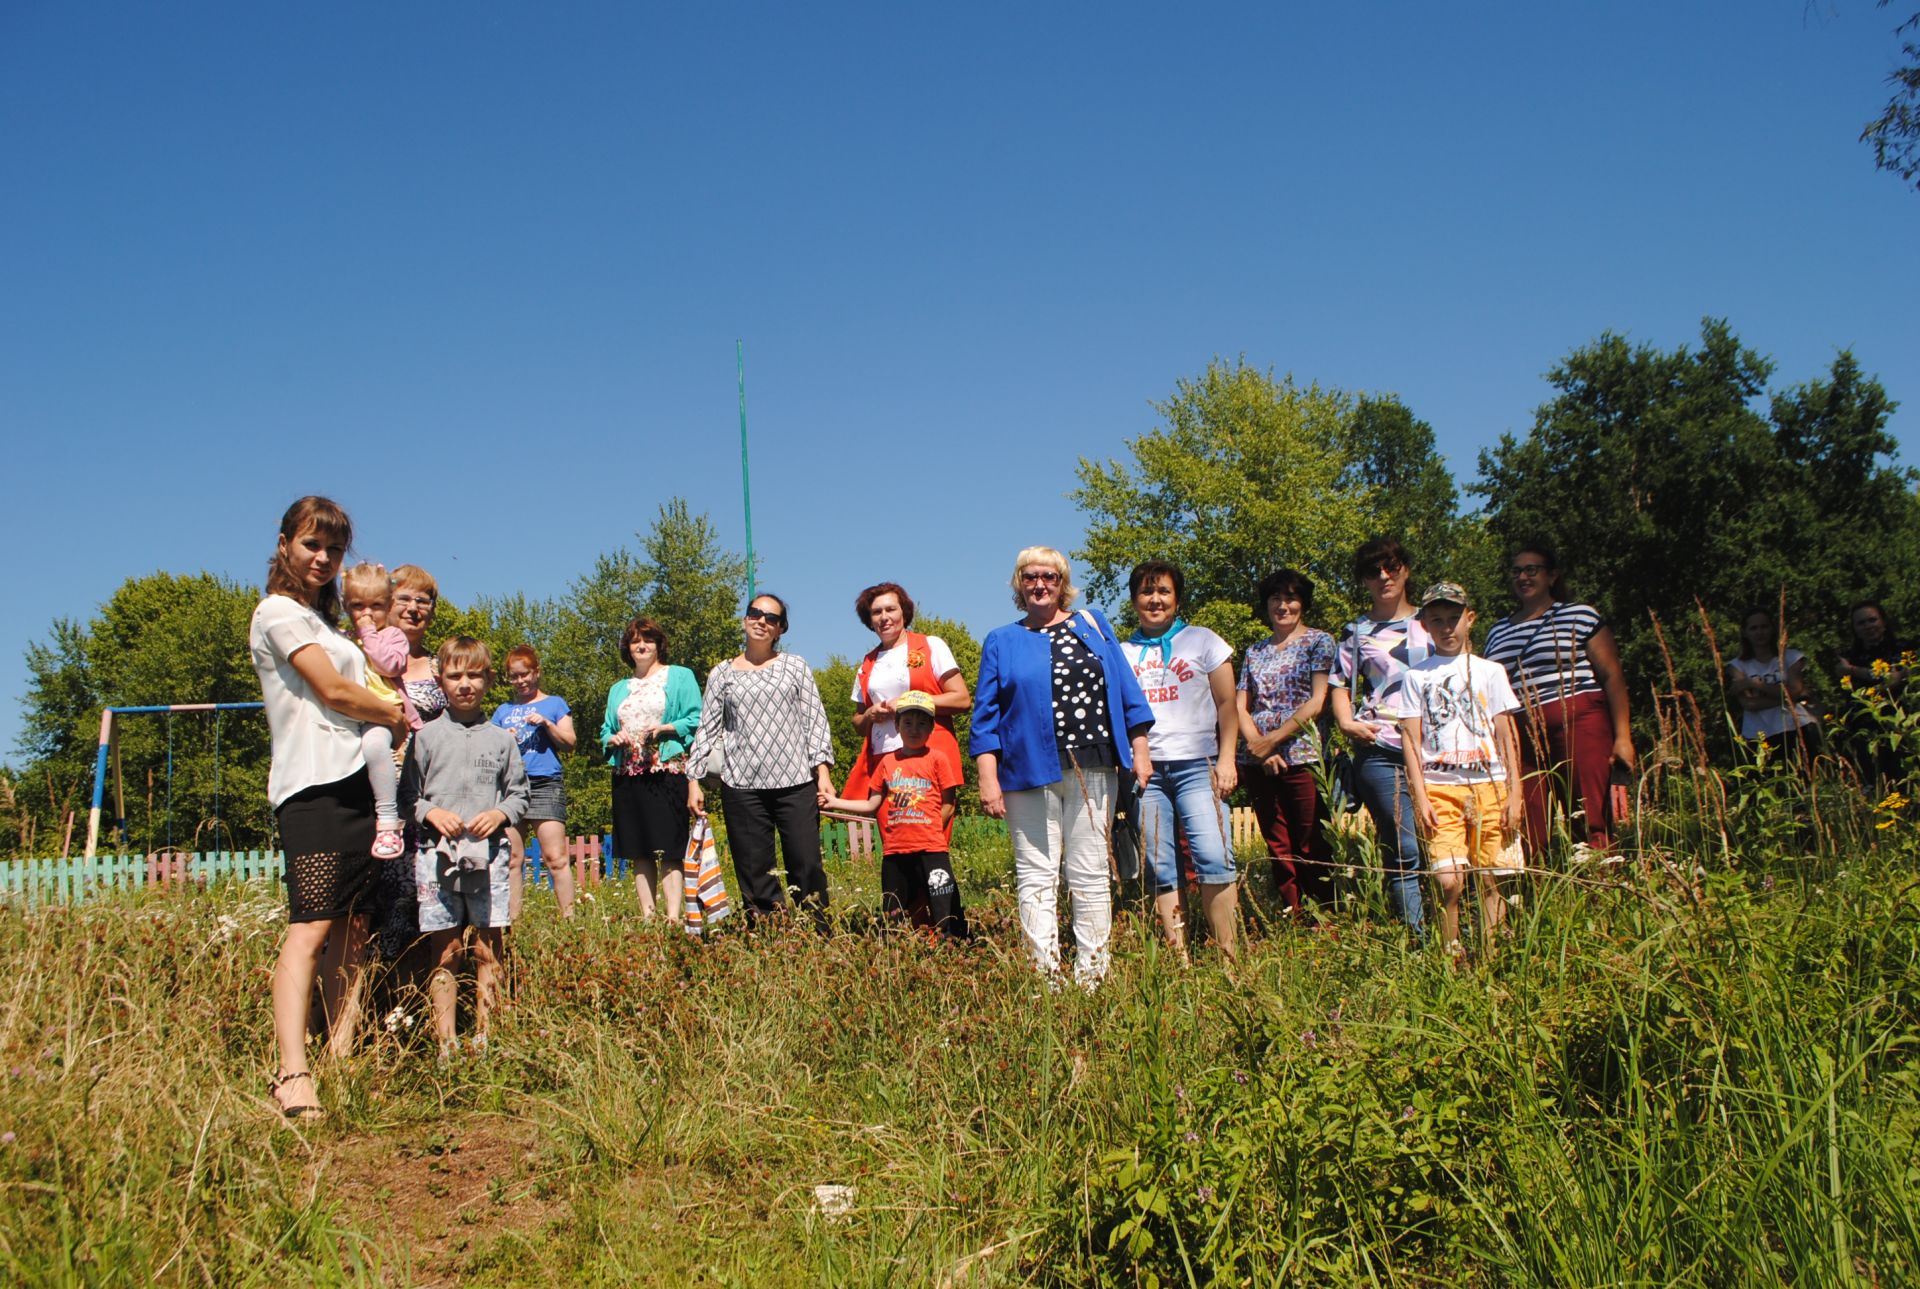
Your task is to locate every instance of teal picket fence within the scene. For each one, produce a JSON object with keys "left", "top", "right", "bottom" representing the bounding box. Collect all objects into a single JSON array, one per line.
[{"left": 0, "top": 850, "right": 284, "bottom": 909}]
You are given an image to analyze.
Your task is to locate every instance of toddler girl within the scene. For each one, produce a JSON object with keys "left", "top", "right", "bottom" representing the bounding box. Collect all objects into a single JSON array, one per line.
[{"left": 343, "top": 563, "right": 421, "bottom": 859}]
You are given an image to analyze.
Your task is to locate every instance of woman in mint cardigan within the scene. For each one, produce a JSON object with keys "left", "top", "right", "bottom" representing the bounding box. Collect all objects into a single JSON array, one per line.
[{"left": 599, "top": 616, "right": 703, "bottom": 921}]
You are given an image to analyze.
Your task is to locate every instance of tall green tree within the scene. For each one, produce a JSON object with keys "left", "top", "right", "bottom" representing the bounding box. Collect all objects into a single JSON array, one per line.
[
  {"left": 15, "top": 573, "right": 272, "bottom": 855},
  {"left": 1073, "top": 357, "right": 1472, "bottom": 651},
  {"left": 1473, "top": 318, "right": 1913, "bottom": 739}
]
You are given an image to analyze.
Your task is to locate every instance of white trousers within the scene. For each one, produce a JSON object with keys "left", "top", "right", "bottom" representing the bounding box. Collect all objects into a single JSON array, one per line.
[{"left": 1005, "top": 768, "right": 1115, "bottom": 984}]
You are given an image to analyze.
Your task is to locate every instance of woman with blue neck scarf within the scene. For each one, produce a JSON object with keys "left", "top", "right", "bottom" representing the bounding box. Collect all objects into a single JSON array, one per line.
[{"left": 1128, "top": 560, "right": 1240, "bottom": 962}]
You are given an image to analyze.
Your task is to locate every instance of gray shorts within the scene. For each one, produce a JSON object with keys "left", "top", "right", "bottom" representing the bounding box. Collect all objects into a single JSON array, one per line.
[
  {"left": 524, "top": 774, "right": 568, "bottom": 824},
  {"left": 415, "top": 849, "right": 512, "bottom": 932}
]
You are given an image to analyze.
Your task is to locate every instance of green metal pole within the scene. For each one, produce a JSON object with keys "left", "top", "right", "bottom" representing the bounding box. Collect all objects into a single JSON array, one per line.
[{"left": 737, "top": 339, "right": 757, "bottom": 598}]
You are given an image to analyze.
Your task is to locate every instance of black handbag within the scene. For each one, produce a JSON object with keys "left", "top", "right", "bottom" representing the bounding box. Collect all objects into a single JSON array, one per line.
[{"left": 1111, "top": 770, "right": 1144, "bottom": 881}]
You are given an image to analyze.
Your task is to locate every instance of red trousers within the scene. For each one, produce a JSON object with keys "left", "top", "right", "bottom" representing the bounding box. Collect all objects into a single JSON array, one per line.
[
  {"left": 1246, "top": 762, "right": 1333, "bottom": 914},
  {"left": 1515, "top": 690, "right": 1616, "bottom": 853}
]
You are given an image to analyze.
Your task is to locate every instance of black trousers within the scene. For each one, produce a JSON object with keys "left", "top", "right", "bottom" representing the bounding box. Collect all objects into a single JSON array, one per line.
[
  {"left": 720, "top": 781, "right": 829, "bottom": 925},
  {"left": 881, "top": 849, "right": 969, "bottom": 940}
]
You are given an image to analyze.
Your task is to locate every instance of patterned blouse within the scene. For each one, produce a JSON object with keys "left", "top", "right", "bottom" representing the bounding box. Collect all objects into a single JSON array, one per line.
[
  {"left": 685, "top": 653, "right": 834, "bottom": 791},
  {"left": 1329, "top": 614, "right": 1432, "bottom": 753},
  {"left": 615, "top": 670, "right": 684, "bottom": 776},
  {"left": 1237, "top": 628, "right": 1336, "bottom": 767},
  {"left": 1042, "top": 621, "right": 1114, "bottom": 770}
]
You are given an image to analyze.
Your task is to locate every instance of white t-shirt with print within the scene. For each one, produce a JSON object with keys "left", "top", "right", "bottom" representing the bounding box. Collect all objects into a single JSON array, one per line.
[
  {"left": 851, "top": 634, "right": 960, "bottom": 755},
  {"left": 249, "top": 594, "right": 370, "bottom": 808},
  {"left": 1395, "top": 652, "right": 1521, "bottom": 786},
  {"left": 1129, "top": 625, "right": 1234, "bottom": 762},
  {"left": 1729, "top": 650, "right": 1818, "bottom": 740}
]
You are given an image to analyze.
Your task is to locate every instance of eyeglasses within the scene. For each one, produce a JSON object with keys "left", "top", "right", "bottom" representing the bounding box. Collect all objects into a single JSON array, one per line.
[
  {"left": 1361, "top": 565, "right": 1402, "bottom": 581},
  {"left": 744, "top": 606, "right": 786, "bottom": 627},
  {"left": 1020, "top": 570, "right": 1062, "bottom": 584},
  {"left": 1509, "top": 563, "right": 1550, "bottom": 577}
]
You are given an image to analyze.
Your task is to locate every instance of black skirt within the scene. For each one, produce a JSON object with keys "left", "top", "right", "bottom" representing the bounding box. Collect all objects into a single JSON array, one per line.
[{"left": 276, "top": 769, "right": 378, "bottom": 923}]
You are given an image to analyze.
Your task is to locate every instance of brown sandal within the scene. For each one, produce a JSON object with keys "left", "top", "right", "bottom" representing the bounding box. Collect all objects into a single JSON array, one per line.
[{"left": 268, "top": 1069, "right": 325, "bottom": 1120}]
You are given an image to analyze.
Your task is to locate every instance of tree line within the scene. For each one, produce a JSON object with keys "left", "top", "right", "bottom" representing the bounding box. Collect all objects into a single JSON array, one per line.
[{"left": 4, "top": 318, "right": 1909, "bottom": 858}]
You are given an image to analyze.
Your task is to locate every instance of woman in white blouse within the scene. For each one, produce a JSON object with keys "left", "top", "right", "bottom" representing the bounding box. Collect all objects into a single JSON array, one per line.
[
  {"left": 686, "top": 594, "right": 835, "bottom": 926},
  {"left": 247, "top": 496, "right": 406, "bottom": 1118}
]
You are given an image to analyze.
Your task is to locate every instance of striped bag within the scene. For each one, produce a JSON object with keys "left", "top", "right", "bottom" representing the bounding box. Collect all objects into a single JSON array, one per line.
[{"left": 681, "top": 816, "right": 731, "bottom": 937}]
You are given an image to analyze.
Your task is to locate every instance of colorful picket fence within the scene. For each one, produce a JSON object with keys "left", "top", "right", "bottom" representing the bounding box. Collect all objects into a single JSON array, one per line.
[{"left": 1, "top": 809, "right": 1285, "bottom": 908}]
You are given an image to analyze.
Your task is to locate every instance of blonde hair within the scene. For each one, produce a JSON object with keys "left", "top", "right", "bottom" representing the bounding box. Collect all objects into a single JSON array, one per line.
[
  {"left": 391, "top": 564, "right": 439, "bottom": 604},
  {"left": 435, "top": 635, "right": 492, "bottom": 677},
  {"left": 1009, "top": 545, "right": 1079, "bottom": 610},
  {"left": 341, "top": 563, "right": 394, "bottom": 608}
]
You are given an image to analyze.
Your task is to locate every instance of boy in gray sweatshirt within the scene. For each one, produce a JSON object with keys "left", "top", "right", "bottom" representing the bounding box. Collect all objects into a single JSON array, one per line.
[{"left": 400, "top": 637, "right": 529, "bottom": 1058}]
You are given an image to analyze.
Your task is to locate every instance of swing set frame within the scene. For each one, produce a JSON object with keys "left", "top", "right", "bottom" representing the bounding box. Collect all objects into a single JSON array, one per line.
[{"left": 83, "top": 703, "right": 264, "bottom": 859}]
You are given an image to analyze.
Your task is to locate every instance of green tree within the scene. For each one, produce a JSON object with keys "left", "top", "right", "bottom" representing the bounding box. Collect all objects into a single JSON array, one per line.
[
  {"left": 1473, "top": 318, "right": 1913, "bottom": 741},
  {"left": 15, "top": 573, "right": 273, "bottom": 855},
  {"left": 1073, "top": 357, "right": 1470, "bottom": 652},
  {"left": 1861, "top": 4, "right": 1920, "bottom": 192}
]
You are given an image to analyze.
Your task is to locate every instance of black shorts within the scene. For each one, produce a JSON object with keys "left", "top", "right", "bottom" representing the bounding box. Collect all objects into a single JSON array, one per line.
[{"left": 276, "top": 770, "right": 378, "bottom": 923}]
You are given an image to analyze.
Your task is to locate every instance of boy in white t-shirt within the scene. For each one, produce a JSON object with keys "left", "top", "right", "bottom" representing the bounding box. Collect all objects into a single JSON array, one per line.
[{"left": 1395, "top": 582, "right": 1525, "bottom": 957}]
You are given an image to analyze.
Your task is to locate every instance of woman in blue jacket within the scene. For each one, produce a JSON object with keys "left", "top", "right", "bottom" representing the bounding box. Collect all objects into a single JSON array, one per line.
[
  {"left": 599, "top": 617, "right": 703, "bottom": 922},
  {"left": 972, "top": 545, "right": 1153, "bottom": 985}
]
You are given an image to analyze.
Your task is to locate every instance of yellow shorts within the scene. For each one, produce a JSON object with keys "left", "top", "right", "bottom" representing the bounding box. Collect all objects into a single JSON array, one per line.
[{"left": 1426, "top": 782, "right": 1524, "bottom": 874}]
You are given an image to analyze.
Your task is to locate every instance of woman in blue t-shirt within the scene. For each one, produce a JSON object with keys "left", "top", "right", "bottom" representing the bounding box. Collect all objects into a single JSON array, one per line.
[{"left": 492, "top": 645, "right": 578, "bottom": 920}]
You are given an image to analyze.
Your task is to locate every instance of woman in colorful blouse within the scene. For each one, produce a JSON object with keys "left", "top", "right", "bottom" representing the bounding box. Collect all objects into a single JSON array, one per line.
[
  {"left": 1236, "top": 568, "right": 1336, "bottom": 920},
  {"left": 1482, "top": 543, "right": 1633, "bottom": 855},
  {"left": 1128, "top": 560, "right": 1239, "bottom": 962},
  {"left": 686, "top": 594, "right": 836, "bottom": 926},
  {"left": 971, "top": 546, "right": 1153, "bottom": 985},
  {"left": 844, "top": 581, "right": 970, "bottom": 801},
  {"left": 600, "top": 617, "right": 703, "bottom": 922},
  {"left": 1328, "top": 537, "right": 1430, "bottom": 937}
]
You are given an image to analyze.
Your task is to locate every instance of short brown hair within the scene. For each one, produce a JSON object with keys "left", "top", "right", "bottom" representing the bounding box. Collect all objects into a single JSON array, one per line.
[
  {"left": 854, "top": 582, "right": 916, "bottom": 630},
  {"left": 620, "top": 617, "right": 668, "bottom": 666},
  {"left": 436, "top": 635, "right": 492, "bottom": 676},
  {"left": 391, "top": 564, "right": 439, "bottom": 604},
  {"left": 1352, "top": 537, "right": 1410, "bottom": 585}
]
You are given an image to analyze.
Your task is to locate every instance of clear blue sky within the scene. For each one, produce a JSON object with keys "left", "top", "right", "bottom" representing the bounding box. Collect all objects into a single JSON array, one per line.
[{"left": 3, "top": 2, "right": 1915, "bottom": 761}]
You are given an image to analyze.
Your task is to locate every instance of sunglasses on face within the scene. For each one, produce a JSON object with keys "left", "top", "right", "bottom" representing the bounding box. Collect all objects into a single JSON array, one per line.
[
  {"left": 1361, "top": 565, "right": 1403, "bottom": 581},
  {"left": 1510, "top": 563, "right": 1550, "bottom": 577},
  {"left": 1020, "top": 570, "right": 1062, "bottom": 584},
  {"left": 744, "top": 606, "right": 786, "bottom": 627}
]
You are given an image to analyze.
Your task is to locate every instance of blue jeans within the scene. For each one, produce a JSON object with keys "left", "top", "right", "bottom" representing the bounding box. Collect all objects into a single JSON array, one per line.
[
  {"left": 1139, "top": 758, "right": 1237, "bottom": 893},
  {"left": 1352, "top": 743, "right": 1426, "bottom": 936}
]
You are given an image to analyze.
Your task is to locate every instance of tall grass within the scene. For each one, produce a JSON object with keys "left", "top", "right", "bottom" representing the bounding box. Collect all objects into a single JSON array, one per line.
[{"left": 0, "top": 771, "right": 1916, "bottom": 1285}]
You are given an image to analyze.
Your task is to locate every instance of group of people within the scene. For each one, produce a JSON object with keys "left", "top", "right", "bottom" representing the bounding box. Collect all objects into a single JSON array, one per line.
[{"left": 256, "top": 492, "right": 1860, "bottom": 1117}]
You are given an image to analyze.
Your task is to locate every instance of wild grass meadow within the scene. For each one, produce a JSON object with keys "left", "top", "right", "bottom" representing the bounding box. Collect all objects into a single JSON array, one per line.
[{"left": 1, "top": 751, "right": 1917, "bottom": 1286}]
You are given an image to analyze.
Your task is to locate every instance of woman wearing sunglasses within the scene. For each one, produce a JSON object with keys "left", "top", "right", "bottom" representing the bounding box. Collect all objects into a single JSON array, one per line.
[{"left": 686, "top": 593, "right": 836, "bottom": 926}]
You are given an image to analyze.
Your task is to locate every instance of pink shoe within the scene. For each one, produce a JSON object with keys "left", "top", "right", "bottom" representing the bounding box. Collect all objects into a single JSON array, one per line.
[{"left": 372, "top": 828, "right": 405, "bottom": 860}]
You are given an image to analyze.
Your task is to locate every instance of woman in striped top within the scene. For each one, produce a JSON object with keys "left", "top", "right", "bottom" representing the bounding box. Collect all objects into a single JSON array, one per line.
[{"left": 1482, "top": 544, "right": 1634, "bottom": 855}]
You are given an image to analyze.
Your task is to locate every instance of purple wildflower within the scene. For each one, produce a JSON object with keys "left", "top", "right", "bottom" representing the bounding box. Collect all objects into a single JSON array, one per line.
[{"left": 1300, "top": 1029, "right": 1318, "bottom": 1049}]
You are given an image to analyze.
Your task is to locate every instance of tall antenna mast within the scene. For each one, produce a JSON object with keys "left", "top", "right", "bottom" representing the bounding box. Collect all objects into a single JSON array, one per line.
[{"left": 737, "top": 339, "right": 757, "bottom": 597}]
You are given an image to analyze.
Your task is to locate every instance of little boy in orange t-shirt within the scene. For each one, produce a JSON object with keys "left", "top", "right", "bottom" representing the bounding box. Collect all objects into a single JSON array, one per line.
[{"left": 825, "top": 691, "right": 968, "bottom": 939}]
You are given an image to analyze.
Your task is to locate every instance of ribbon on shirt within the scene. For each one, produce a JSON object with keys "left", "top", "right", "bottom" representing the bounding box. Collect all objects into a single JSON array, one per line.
[{"left": 1131, "top": 617, "right": 1187, "bottom": 666}]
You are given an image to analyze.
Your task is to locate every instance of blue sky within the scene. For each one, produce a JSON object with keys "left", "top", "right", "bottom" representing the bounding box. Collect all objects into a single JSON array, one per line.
[{"left": 3, "top": 2, "right": 1915, "bottom": 762}]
